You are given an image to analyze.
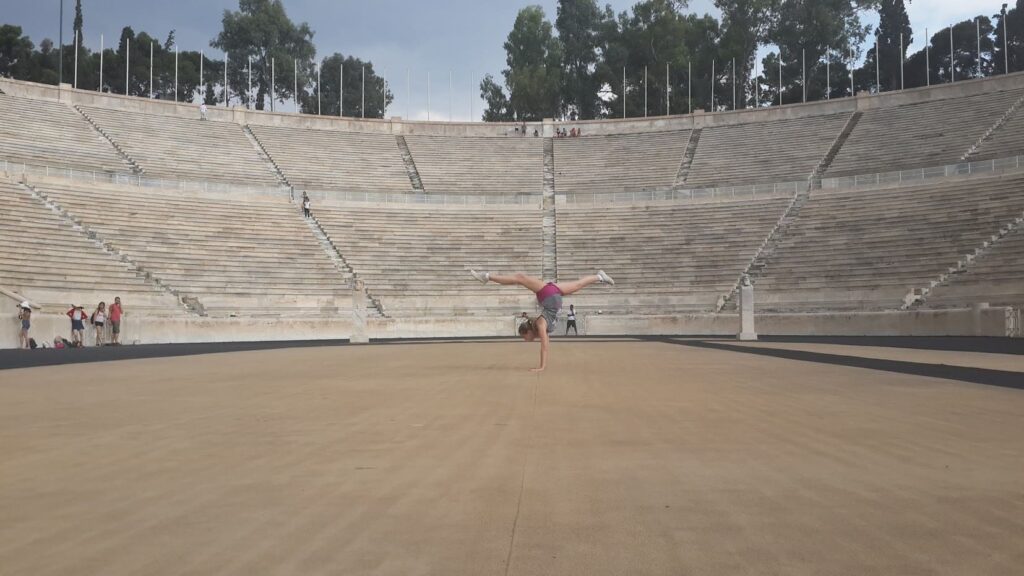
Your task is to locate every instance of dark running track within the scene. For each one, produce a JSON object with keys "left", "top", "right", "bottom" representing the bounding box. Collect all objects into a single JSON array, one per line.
[{"left": 1, "top": 336, "right": 1022, "bottom": 390}]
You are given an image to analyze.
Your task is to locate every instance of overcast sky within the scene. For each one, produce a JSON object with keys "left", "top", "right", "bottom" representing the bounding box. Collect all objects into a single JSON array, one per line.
[{"left": 3, "top": 0, "right": 998, "bottom": 120}]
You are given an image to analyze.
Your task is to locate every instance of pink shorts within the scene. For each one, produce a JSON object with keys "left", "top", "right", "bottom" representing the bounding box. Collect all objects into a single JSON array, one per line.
[{"left": 535, "top": 282, "right": 562, "bottom": 303}]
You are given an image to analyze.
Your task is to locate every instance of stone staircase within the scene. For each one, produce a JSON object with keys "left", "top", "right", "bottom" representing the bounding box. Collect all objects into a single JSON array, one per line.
[
  {"left": 395, "top": 135, "right": 425, "bottom": 192},
  {"left": 961, "top": 91, "right": 1024, "bottom": 161},
  {"left": 717, "top": 190, "right": 811, "bottom": 312},
  {"left": 672, "top": 128, "right": 702, "bottom": 189},
  {"left": 809, "top": 111, "right": 862, "bottom": 187},
  {"left": 903, "top": 207, "right": 1024, "bottom": 309},
  {"left": 303, "top": 209, "right": 386, "bottom": 317},
  {"left": 20, "top": 181, "right": 199, "bottom": 315},
  {"left": 243, "top": 125, "right": 292, "bottom": 188},
  {"left": 543, "top": 137, "right": 557, "bottom": 280},
  {"left": 72, "top": 104, "right": 143, "bottom": 174}
]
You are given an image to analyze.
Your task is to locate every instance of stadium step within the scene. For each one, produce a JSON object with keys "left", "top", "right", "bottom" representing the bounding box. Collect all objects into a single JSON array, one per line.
[
  {"left": 961, "top": 91, "right": 1024, "bottom": 161},
  {"left": 304, "top": 208, "right": 387, "bottom": 318},
  {"left": 809, "top": 111, "right": 862, "bottom": 188},
  {"left": 673, "top": 128, "right": 702, "bottom": 189},
  {"left": 903, "top": 208, "right": 1024, "bottom": 309},
  {"left": 18, "top": 181, "right": 197, "bottom": 316},
  {"left": 543, "top": 137, "right": 557, "bottom": 280},
  {"left": 243, "top": 124, "right": 293, "bottom": 188},
  {"left": 72, "top": 104, "right": 144, "bottom": 175},
  {"left": 395, "top": 135, "right": 426, "bottom": 192}
]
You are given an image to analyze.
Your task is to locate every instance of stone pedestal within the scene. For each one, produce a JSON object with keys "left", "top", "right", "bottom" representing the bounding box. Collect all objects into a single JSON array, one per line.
[
  {"left": 350, "top": 282, "right": 369, "bottom": 344},
  {"left": 738, "top": 279, "right": 758, "bottom": 341}
]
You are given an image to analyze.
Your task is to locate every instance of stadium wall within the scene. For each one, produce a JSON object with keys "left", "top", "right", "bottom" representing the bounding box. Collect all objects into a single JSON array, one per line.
[
  {"left": 3, "top": 72, "right": 1023, "bottom": 137},
  {"left": 2, "top": 308, "right": 1016, "bottom": 349}
]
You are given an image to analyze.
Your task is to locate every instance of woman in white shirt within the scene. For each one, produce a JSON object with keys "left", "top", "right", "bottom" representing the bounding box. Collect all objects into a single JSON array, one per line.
[{"left": 92, "top": 301, "right": 107, "bottom": 347}]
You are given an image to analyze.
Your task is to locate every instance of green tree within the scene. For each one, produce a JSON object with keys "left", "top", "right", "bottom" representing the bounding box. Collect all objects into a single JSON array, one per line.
[
  {"left": 901, "top": 18, "right": 996, "bottom": 88},
  {"left": 299, "top": 53, "right": 392, "bottom": 118},
  {"left": 73, "top": 0, "right": 84, "bottom": 39},
  {"left": 0, "top": 25, "right": 36, "bottom": 79},
  {"left": 479, "top": 73, "right": 513, "bottom": 121},
  {"left": 715, "top": 0, "right": 777, "bottom": 108},
  {"left": 482, "top": 6, "right": 562, "bottom": 121},
  {"left": 556, "top": 0, "right": 606, "bottom": 119},
  {"left": 211, "top": 0, "right": 316, "bottom": 110}
]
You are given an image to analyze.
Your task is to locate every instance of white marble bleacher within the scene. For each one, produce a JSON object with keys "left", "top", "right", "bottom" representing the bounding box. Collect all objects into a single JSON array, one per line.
[
  {"left": 751, "top": 173, "right": 1024, "bottom": 311},
  {"left": 35, "top": 182, "right": 352, "bottom": 317},
  {"left": 78, "top": 106, "right": 281, "bottom": 186},
  {"left": 556, "top": 198, "right": 791, "bottom": 313},
  {"left": 314, "top": 204, "right": 544, "bottom": 316},
  {"left": 248, "top": 125, "right": 413, "bottom": 193},
  {"left": 686, "top": 114, "right": 850, "bottom": 187},
  {"left": 0, "top": 93, "right": 129, "bottom": 173},
  {"left": 404, "top": 135, "right": 544, "bottom": 195},
  {"left": 0, "top": 179, "right": 183, "bottom": 315},
  {"left": 826, "top": 89, "right": 1023, "bottom": 178},
  {"left": 554, "top": 131, "right": 689, "bottom": 195},
  {"left": 924, "top": 225, "right": 1024, "bottom": 309}
]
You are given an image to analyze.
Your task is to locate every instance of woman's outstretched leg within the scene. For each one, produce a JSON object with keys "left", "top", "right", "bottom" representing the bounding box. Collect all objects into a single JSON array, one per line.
[
  {"left": 470, "top": 270, "right": 546, "bottom": 293},
  {"left": 555, "top": 270, "right": 615, "bottom": 295}
]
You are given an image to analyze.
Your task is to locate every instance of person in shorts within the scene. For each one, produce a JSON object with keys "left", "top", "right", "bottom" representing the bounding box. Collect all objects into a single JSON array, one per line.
[
  {"left": 470, "top": 269, "right": 614, "bottom": 372},
  {"left": 67, "top": 305, "right": 88, "bottom": 347},
  {"left": 91, "top": 301, "right": 107, "bottom": 347},
  {"left": 17, "top": 301, "right": 32, "bottom": 349},
  {"left": 109, "top": 297, "right": 124, "bottom": 345},
  {"left": 565, "top": 304, "right": 578, "bottom": 336}
]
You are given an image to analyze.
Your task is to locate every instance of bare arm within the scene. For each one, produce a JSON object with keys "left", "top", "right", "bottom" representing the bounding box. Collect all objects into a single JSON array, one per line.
[{"left": 532, "top": 318, "right": 549, "bottom": 372}]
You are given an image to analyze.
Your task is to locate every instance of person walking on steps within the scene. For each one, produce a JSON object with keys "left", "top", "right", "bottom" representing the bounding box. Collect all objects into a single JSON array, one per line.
[
  {"left": 566, "top": 304, "right": 578, "bottom": 336},
  {"left": 470, "top": 270, "right": 614, "bottom": 372},
  {"left": 302, "top": 192, "right": 312, "bottom": 219}
]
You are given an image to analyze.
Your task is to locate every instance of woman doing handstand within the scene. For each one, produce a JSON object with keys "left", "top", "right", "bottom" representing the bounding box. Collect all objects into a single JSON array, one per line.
[{"left": 470, "top": 269, "right": 614, "bottom": 372}]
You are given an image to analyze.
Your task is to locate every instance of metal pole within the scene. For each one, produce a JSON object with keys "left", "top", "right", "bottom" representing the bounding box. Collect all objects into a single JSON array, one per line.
[
  {"left": 732, "top": 58, "right": 736, "bottom": 109},
  {"left": 225, "top": 53, "right": 229, "bottom": 105},
  {"left": 59, "top": 0, "right": 64, "bottom": 88},
  {"left": 174, "top": 46, "right": 178, "bottom": 102},
  {"left": 248, "top": 56, "right": 252, "bottom": 107},
  {"left": 754, "top": 56, "right": 759, "bottom": 106},
  {"left": 271, "top": 57, "right": 274, "bottom": 112},
  {"left": 383, "top": 70, "right": 388, "bottom": 117},
  {"left": 99, "top": 34, "right": 104, "bottom": 92},
  {"left": 361, "top": 66, "right": 365, "bottom": 118},
  {"left": 125, "top": 37, "right": 130, "bottom": 96},
  {"left": 623, "top": 66, "right": 626, "bottom": 118},
  {"left": 73, "top": 30, "right": 78, "bottom": 88},
  {"left": 850, "top": 47, "right": 854, "bottom": 96},
  {"left": 149, "top": 42, "right": 153, "bottom": 98},
  {"left": 644, "top": 65, "right": 648, "bottom": 117},
  {"left": 977, "top": 18, "right": 982, "bottom": 77},
  {"left": 317, "top": 60, "right": 321, "bottom": 115},
  {"left": 900, "top": 33, "right": 904, "bottom": 89},
  {"left": 449, "top": 70, "right": 453, "bottom": 120},
  {"left": 801, "top": 49, "right": 805, "bottom": 103},
  {"left": 293, "top": 58, "right": 297, "bottom": 112},
  {"left": 778, "top": 56, "right": 782, "bottom": 105},
  {"left": 926, "top": 28, "right": 930, "bottom": 86},
  {"left": 826, "top": 50, "right": 829, "bottom": 99},
  {"left": 470, "top": 72, "right": 474, "bottom": 121},
  {"left": 950, "top": 25, "right": 955, "bottom": 82},
  {"left": 427, "top": 71, "right": 431, "bottom": 121},
  {"left": 876, "top": 35, "right": 880, "bottom": 92},
  {"left": 340, "top": 63, "right": 343, "bottom": 117},
  {"left": 199, "top": 50, "right": 203, "bottom": 94},
  {"left": 688, "top": 61, "right": 691, "bottom": 114},
  {"left": 1005, "top": 14, "right": 1009, "bottom": 74},
  {"left": 406, "top": 68, "right": 410, "bottom": 120},
  {"left": 666, "top": 62, "right": 670, "bottom": 115}
]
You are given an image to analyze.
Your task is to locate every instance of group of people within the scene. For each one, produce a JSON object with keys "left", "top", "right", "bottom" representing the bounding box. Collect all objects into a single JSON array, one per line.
[
  {"left": 555, "top": 127, "right": 582, "bottom": 138},
  {"left": 14, "top": 297, "right": 125, "bottom": 350}
]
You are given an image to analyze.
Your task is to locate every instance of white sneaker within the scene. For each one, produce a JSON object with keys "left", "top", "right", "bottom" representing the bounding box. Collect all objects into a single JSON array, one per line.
[
  {"left": 596, "top": 270, "right": 615, "bottom": 285},
  {"left": 470, "top": 269, "right": 490, "bottom": 284}
]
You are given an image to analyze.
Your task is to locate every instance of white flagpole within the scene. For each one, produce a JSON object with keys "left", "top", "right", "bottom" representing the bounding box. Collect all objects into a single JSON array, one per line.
[
  {"left": 293, "top": 58, "right": 297, "bottom": 113},
  {"left": 876, "top": 35, "right": 880, "bottom": 91},
  {"left": 317, "top": 60, "right": 321, "bottom": 115},
  {"left": 271, "top": 57, "right": 275, "bottom": 112},
  {"left": 225, "top": 53, "right": 229, "bottom": 105},
  {"left": 711, "top": 59, "right": 715, "bottom": 110},
  {"left": 644, "top": 65, "right": 648, "bottom": 117},
  {"left": 826, "top": 50, "right": 829, "bottom": 99},
  {"left": 732, "top": 57, "right": 737, "bottom": 109},
  {"left": 926, "top": 28, "right": 930, "bottom": 86},
  {"left": 900, "top": 33, "right": 904, "bottom": 89},
  {"left": 1005, "top": 15, "right": 1009, "bottom": 74},
  {"left": 449, "top": 70, "right": 453, "bottom": 120},
  {"left": 361, "top": 65, "right": 365, "bottom": 118},
  {"left": 149, "top": 42, "right": 153, "bottom": 98},
  {"left": 666, "top": 62, "right": 669, "bottom": 115},
  {"left": 850, "top": 48, "right": 854, "bottom": 96},
  {"left": 755, "top": 56, "right": 759, "bottom": 106},
  {"left": 687, "top": 61, "right": 691, "bottom": 114},
  {"left": 340, "top": 63, "right": 343, "bottom": 117},
  {"left": 778, "top": 56, "right": 782, "bottom": 105},
  {"left": 977, "top": 18, "right": 981, "bottom": 77},
  {"left": 427, "top": 71, "right": 431, "bottom": 121},
  {"left": 99, "top": 34, "right": 104, "bottom": 92},
  {"left": 801, "top": 50, "right": 805, "bottom": 103},
  {"left": 174, "top": 45, "right": 178, "bottom": 102},
  {"left": 406, "top": 68, "right": 410, "bottom": 120},
  {"left": 73, "top": 30, "right": 78, "bottom": 88},
  {"left": 125, "top": 37, "right": 130, "bottom": 96},
  {"left": 950, "top": 25, "right": 955, "bottom": 82},
  {"left": 199, "top": 50, "right": 204, "bottom": 94},
  {"left": 470, "top": 72, "right": 474, "bottom": 121},
  {"left": 383, "top": 69, "right": 388, "bottom": 117},
  {"left": 622, "top": 66, "right": 626, "bottom": 118},
  {"left": 248, "top": 56, "right": 252, "bottom": 108}
]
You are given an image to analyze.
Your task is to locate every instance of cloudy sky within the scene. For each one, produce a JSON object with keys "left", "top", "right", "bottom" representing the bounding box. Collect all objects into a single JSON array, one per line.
[{"left": 3, "top": 0, "right": 998, "bottom": 120}]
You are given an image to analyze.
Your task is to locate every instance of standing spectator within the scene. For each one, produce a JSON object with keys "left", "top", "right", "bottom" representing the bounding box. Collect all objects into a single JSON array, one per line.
[
  {"left": 17, "top": 301, "right": 31, "bottom": 349},
  {"left": 566, "top": 304, "right": 578, "bottom": 336},
  {"left": 91, "top": 301, "right": 107, "bottom": 347},
  {"left": 67, "top": 305, "right": 87, "bottom": 347},
  {"left": 109, "top": 296, "right": 124, "bottom": 346},
  {"left": 199, "top": 103, "right": 209, "bottom": 120},
  {"left": 302, "top": 192, "right": 312, "bottom": 219}
]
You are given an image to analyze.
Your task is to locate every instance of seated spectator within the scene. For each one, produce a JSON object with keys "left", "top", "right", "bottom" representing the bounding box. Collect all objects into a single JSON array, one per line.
[{"left": 54, "top": 336, "right": 66, "bottom": 350}]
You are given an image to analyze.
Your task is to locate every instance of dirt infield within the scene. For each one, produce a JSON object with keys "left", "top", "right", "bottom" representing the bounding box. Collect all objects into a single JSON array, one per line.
[{"left": 2, "top": 340, "right": 1022, "bottom": 575}]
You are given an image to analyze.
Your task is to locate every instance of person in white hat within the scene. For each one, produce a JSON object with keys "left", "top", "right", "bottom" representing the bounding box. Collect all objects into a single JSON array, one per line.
[{"left": 17, "top": 301, "right": 32, "bottom": 349}]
